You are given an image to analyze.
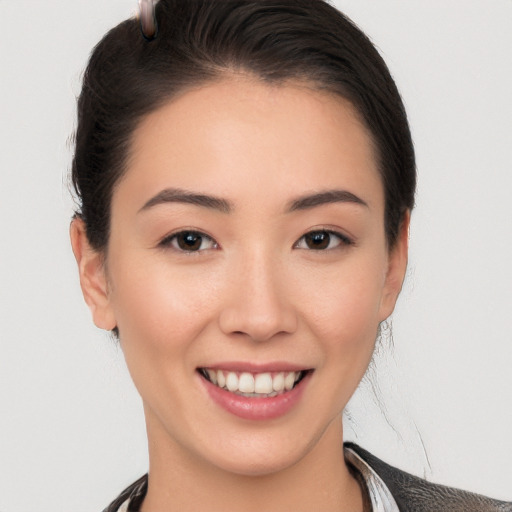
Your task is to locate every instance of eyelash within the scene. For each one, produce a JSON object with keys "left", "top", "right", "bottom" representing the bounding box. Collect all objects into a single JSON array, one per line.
[
  {"left": 294, "top": 230, "right": 354, "bottom": 251},
  {"left": 159, "top": 229, "right": 353, "bottom": 253},
  {"left": 159, "top": 230, "right": 218, "bottom": 253}
]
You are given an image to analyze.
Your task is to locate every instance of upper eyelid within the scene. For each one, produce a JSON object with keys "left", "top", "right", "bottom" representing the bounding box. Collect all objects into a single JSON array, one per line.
[
  {"left": 296, "top": 229, "right": 354, "bottom": 246},
  {"left": 159, "top": 228, "right": 214, "bottom": 241},
  {"left": 158, "top": 229, "right": 218, "bottom": 249},
  {"left": 157, "top": 227, "right": 353, "bottom": 250}
]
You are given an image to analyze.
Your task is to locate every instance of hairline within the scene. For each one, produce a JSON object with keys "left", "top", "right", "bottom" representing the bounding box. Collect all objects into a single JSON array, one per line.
[{"left": 97, "top": 70, "right": 392, "bottom": 256}]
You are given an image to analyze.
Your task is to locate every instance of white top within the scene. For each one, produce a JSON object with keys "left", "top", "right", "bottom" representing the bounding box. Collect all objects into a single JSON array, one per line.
[
  {"left": 116, "top": 446, "right": 399, "bottom": 512},
  {"left": 117, "top": 500, "right": 129, "bottom": 512},
  {"left": 344, "top": 446, "right": 400, "bottom": 512}
]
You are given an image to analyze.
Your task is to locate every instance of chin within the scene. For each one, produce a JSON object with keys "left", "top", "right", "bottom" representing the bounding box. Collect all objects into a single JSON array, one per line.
[
  {"left": 196, "top": 423, "right": 327, "bottom": 478},
  {"left": 209, "top": 448, "right": 304, "bottom": 477}
]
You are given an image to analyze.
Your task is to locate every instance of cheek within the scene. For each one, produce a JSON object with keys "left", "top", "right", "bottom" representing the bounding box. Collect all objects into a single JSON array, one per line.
[
  {"left": 106, "top": 259, "right": 225, "bottom": 413},
  {"left": 108, "top": 256, "right": 221, "bottom": 352},
  {"left": 312, "top": 295, "right": 381, "bottom": 365},
  {"left": 303, "top": 260, "right": 385, "bottom": 330},
  {"left": 297, "top": 256, "right": 386, "bottom": 368}
]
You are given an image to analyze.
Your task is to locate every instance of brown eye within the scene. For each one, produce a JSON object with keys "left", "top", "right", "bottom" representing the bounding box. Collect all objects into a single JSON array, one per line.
[
  {"left": 304, "top": 232, "right": 331, "bottom": 250},
  {"left": 162, "top": 231, "right": 217, "bottom": 252},
  {"left": 295, "top": 230, "right": 352, "bottom": 251},
  {"left": 176, "top": 232, "right": 203, "bottom": 251}
]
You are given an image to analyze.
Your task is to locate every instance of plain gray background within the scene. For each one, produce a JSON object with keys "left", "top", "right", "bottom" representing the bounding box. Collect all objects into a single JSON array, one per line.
[{"left": 0, "top": 1, "right": 511, "bottom": 510}]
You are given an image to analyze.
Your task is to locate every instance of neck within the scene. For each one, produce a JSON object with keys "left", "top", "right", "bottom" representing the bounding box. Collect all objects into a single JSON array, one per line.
[{"left": 141, "top": 415, "right": 363, "bottom": 512}]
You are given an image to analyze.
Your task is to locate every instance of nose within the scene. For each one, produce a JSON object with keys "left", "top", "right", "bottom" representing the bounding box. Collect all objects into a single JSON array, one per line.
[{"left": 218, "top": 251, "right": 298, "bottom": 342}]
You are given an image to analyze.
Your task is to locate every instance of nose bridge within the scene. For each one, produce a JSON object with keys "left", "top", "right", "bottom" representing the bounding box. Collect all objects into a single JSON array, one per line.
[{"left": 219, "top": 245, "right": 297, "bottom": 342}]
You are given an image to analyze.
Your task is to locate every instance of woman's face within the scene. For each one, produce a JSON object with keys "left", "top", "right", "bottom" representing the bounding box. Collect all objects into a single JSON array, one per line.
[{"left": 75, "top": 78, "right": 408, "bottom": 476}]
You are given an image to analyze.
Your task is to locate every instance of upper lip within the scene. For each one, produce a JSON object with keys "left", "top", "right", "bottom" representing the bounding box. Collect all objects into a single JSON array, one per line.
[{"left": 198, "top": 361, "right": 311, "bottom": 373}]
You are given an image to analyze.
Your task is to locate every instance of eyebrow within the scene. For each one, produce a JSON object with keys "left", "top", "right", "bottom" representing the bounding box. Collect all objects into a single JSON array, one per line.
[
  {"left": 139, "top": 188, "right": 232, "bottom": 213},
  {"left": 139, "top": 187, "right": 367, "bottom": 214},
  {"left": 286, "top": 190, "right": 368, "bottom": 212}
]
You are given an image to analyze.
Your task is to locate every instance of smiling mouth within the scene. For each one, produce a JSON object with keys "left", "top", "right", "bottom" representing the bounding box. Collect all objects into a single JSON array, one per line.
[{"left": 198, "top": 368, "right": 310, "bottom": 398}]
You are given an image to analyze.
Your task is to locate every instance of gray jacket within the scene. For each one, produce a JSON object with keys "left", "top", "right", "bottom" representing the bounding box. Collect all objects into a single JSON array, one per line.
[
  {"left": 348, "top": 443, "right": 512, "bottom": 512},
  {"left": 103, "top": 443, "right": 512, "bottom": 511}
]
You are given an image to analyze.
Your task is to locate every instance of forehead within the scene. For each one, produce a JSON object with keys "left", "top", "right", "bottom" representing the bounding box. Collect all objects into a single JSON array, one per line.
[{"left": 121, "top": 77, "right": 383, "bottom": 213}]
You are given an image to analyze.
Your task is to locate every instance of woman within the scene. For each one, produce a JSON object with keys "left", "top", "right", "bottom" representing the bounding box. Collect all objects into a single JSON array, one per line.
[{"left": 69, "top": 1, "right": 511, "bottom": 510}]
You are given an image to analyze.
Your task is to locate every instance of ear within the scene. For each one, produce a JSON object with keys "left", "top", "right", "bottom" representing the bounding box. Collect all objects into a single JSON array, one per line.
[
  {"left": 70, "top": 218, "right": 117, "bottom": 331},
  {"left": 379, "top": 211, "right": 410, "bottom": 321}
]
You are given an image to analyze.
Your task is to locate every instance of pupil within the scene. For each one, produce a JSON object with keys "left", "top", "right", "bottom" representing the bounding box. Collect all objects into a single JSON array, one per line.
[
  {"left": 179, "top": 233, "right": 201, "bottom": 251},
  {"left": 307, "top": 232, "right": 329, "bottom": 250}
]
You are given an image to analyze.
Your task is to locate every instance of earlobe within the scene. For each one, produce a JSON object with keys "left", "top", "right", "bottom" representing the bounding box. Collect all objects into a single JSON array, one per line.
[
  {"left": 379, "top": 212, "right": 410, "bottom": 321},
  {"left": 70, "top": 218, "right": 117, "bottom": 331}
]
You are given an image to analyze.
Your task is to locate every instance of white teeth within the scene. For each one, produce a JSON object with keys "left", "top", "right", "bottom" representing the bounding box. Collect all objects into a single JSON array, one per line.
[
  {"left": 284, "top": 372, "right": 296, "bottom": 391},
  {"left": 204, "top": 369, "right": 305, "bottom": 396},
  {"left": 238, "top": 373, "right": 255, "bottom": 393},
  {"left": 206, "top": 369, "right": 217, "bottom": 385},
  {"left": 226, "top": 372, "right": 239, "bottom": 392},
  {"left": 216, "top": 370, "right": 226, "bottom": 388},
  {"left": 254, "top": 373, "right": 273, "bottom": 394},
  {"left": 272, "top": 372, "right": 285, "bottom": 392}
]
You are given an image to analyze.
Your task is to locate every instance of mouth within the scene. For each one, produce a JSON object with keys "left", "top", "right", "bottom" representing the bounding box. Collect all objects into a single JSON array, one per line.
[{"left": 198, "top": 368, "right": 310, "bottom": 398}]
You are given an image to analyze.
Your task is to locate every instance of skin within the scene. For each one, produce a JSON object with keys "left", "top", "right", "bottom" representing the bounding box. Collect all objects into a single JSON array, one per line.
[{"left": 71, "top": 76, "right": 409, "bottom": 511}]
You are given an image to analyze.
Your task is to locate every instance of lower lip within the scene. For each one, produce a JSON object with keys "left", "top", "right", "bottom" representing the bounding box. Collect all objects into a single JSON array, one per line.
[{"left": 200, "top": 372, "right": 311, "bottom": 421}]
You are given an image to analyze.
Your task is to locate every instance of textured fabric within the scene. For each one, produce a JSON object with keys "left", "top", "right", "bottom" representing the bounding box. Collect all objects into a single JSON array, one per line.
[
  {"left": 103, "top": 443, "right": 512, "bottom": 512},
  {"left": 102, "top": 474, "right": 146, "bottom": 512},
  {"left": 346, "top": 443, "right": 512, "bottom": 512},
  {"left": 345, "top": 446, "right": 399, "bottom": 512}
]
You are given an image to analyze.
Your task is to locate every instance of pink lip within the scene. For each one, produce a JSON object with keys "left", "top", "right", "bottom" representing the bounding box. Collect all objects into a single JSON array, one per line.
[
  {"left": 199, "top": 361, "right": 308, "bottom": 373},
  {"left": 199, "top": 369, "right": 311, "bottom": 421}
]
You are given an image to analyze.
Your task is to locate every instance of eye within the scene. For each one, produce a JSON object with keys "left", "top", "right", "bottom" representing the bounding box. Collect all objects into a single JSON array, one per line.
[
  {"left": 294, "top": 230, "right": 353, "bottom": 251},
  {"left": 160, "top": 230, "right": 218, "bottom": 252}
]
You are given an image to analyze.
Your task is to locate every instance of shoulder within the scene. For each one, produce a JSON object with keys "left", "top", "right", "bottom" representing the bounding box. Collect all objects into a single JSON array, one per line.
[
  {"left": 102, "top": 446, "right": 511, "bottom": 512},
  {"left": 346, "top": 442, "right": 512, "bottom": 512}
]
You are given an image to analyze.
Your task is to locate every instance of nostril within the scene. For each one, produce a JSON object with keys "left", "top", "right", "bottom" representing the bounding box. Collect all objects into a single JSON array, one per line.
[{"left": 219, "top": 311, "right": 298, "bottom": 342}]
